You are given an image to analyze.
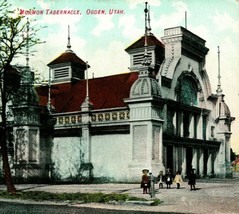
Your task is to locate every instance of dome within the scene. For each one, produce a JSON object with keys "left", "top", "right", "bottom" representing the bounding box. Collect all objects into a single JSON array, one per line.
[
  {"left": 130, "top": 77, "right": 161, "bottom": 98},
  {"left": 220, "top": 102, "right": 231, "bottom": 117},
  {"left": 216, "top": 94, "right": 231, "bottom": 118}
]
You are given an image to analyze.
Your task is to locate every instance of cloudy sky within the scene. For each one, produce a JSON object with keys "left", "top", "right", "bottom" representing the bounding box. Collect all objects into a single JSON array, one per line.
[{"left": 9, "top": 0, "right": 239, "bottom": 153}]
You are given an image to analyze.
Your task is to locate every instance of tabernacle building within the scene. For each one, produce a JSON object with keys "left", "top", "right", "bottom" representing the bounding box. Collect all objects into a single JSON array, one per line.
[{"left": 1, "top": 3, "right": 235, "bottom": 183}]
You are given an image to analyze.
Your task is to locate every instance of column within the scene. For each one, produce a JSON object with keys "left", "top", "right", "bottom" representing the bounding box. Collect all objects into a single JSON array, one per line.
[
  {"left": 181, "top": 147, "right": 186, "bottom": 177},
  {"left": 207, "top": 152, "right": 212, "bottom": 176},
  {"left": 199, "top": 149, "right": 204, "bottom": 177},
  {"left": 192, "top": 148, "right": 198, "bottom": 174}
]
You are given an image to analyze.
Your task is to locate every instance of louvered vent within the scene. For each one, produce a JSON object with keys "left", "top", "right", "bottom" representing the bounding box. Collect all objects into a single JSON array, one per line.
[{"left": 54, "top": 67, "right": 69, "bottom": 79}]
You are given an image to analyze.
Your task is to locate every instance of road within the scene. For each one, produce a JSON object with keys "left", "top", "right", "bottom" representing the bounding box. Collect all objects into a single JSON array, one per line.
[
  {"left": 0, "top": 201, "right": 179, "bottom": 214},
  {"left": 1, "top": 177, "right": 239, "bottom": 213}
]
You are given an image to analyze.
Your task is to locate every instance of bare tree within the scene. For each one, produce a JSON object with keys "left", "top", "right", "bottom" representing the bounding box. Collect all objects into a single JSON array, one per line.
[{"left": 0, "top": 0, "right": 43, "bottom": 194}]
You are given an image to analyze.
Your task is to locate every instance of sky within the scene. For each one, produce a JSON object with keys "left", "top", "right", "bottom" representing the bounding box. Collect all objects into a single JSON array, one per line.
[{"left": 8, "top": 0, "right": 239, "bottom": 154}]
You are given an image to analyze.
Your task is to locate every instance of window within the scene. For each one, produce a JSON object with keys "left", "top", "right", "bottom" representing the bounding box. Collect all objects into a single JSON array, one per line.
[
  {"left": 203, "top": 116, "right": 207, "bottom": 140},
  {"left": 211, "top": 126, "right": 215, "bottom": 138},
  {"left": 179, "top": 77, "right": 198, "bottom": 106},
  {"left": 183, "top": 112, "right": 190, "bottom": 137},
  {"left": 194, "top": 114, "right": 198, "bottom": 138},
  {"left": 167, "top": 109, "right": 174, "bottom": 134}
]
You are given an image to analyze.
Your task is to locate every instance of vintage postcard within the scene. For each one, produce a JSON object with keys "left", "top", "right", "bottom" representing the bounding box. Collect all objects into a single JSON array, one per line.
[{"left": 0, "top": 0, "right": 239, "bottom": 213}]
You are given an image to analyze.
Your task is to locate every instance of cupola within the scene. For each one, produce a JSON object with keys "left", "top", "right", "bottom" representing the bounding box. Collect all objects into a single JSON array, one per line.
[
  {"left": 125, "top": 8, "right": 164, "bottom": 77},
  {"left": 47, "top": 26, "right": 89, "bottom": 84}
]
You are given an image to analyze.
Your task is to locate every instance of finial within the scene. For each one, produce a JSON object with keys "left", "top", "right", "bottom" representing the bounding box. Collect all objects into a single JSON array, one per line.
[
  {"left": 26, "top": 18, "right": 30, "bottom": 67},
  {"left": 216, "top": 46, "right": 222, "bottom": 95},
  {"left": 147, "top": 5, "right": 151, "bottom": 35},
  {"left": 142, "top": 2, "right": 150, "bottom": 67},
  {"left": 67, "top": 25, "right": 72, "bottom": 51},
  {"left": 86, "top": 61, "right": 89, "bottom": 99},
  {"left": 185, "top": 11, "right": 187, "bottom": 29}
]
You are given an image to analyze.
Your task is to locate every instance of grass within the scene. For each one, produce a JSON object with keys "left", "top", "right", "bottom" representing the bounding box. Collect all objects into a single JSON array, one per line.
[{"left": 0, "top": 190, "right": 161, "bottom": 205}]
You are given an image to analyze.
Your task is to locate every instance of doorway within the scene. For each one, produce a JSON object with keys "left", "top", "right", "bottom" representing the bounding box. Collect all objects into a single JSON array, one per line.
[
  {"left": 186, "top": 147, "right": 193, "bottom": 175},
  {"left": 166, "top": 145, "right": 174, "bottom": 173}
]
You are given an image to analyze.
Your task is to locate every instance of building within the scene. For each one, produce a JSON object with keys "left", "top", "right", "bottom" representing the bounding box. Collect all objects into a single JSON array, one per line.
[{"left": 1, "top": 3, "right": 235, "bottom": 183}]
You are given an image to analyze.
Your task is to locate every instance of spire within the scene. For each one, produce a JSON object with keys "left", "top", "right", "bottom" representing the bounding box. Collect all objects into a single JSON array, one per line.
[
  {"left": 147, "top": 4, "right": 152, "bottom": 35},
  {"left": 47, "top": 67, "right": 55, "bottom": 113},
  {"left": 216, "top": 46, "right": 223, "bottom": 95},
  {"left": 142, "top": 2, "right": 151, "bottom": 67},
  {"left": 81, "top": 61, "right": 93, "bottom": 110},
  {"left": 26, "top": 18, "right": 30, "bottom": 67},
  {"left": 66, "top": 25, "right": 73, "bottom": 52},
  {"left": 85, "top": 61, "right": 89, "bottom": 99},
  {"left": 185, "top": 11, "right": 187, "bottom": 29}
]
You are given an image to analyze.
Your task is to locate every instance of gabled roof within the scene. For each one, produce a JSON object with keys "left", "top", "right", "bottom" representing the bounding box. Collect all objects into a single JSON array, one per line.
[
  {"left": 125, "top": 34, "right": 164, "bottom": 52},
  {"left": 47, "top": 51, "right": 87, "bottom": 67},
  {"left": 36, "top": 72, "right": 138, "bottom": 113}
]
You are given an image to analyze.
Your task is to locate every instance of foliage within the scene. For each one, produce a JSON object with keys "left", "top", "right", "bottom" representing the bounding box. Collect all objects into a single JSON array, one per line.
[
  {"left": 0, "top": 0, "right": 44, "bottom": 102},
  {"left": 150, "top": 198, "right": 161, "bottom": 206},
  {"left": 231, "top": 148, "right": 236, "bottom": 162},
  {"left": 0, "top": 190, "right": 153, "bottom": 204}
]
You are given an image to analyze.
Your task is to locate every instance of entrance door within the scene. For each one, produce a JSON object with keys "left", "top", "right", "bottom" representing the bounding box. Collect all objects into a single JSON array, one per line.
[
  {"left": 186, "top": 147, "right": 193, "bottom": 175},
  {"left": 166, "top": 145, "right": 174, "bottom": 173}
]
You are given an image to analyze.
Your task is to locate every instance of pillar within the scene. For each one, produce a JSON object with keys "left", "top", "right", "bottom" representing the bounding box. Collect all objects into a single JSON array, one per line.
[{"left": 199, "top": 149, "right": 204, "bottom": 177}]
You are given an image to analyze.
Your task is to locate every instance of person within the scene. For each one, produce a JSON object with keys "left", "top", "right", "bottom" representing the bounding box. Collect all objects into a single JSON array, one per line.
[
  {"left": 141, "top": 169, "right": 150, "bottom": 194},
  {"left": 165, "top": 168, "right": 173, "bottom": 189},
  {"left": 157, "top": 170, "right": 165, "bottom": 189},
  {"left": 188, "top": 169, "right": 196, "bottom": 191},
  {"left": 173, "top": 171, "right": 183, "bottom": 189}
]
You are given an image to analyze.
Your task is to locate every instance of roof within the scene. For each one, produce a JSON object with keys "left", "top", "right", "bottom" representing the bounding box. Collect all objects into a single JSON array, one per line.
[
  {"left": 47, "top": 51, "right": 87, "bottom": 66},
  {"left": 125, "top": 34, "right": 164, "bottom": 52},
  {"left": 36, "top": 72, "right": 138, "bottom": 113}
]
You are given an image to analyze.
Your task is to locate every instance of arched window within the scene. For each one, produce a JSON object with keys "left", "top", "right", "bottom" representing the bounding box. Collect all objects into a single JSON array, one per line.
[{"left": 179, "top": 77, "right": 198, "bottom": 106}]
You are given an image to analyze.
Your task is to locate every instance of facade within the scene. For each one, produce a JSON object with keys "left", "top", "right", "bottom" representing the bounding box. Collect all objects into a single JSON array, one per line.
[{"left": 0, "top": 7, "right": 235, "bottom": 183}]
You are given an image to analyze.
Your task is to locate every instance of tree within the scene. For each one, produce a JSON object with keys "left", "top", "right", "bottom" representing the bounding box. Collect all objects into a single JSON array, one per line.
[{"left": 0, "top": 0, "right": 43, "bottom": 194}]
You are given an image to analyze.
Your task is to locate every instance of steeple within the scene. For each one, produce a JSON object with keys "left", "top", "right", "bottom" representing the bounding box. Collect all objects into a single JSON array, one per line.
[
  {"left": 81, "top": 61, "right": 93, "bottom": 111},
  {"left": 142, "top": 2, "right": 151, "bottom": 68},
  {"left": 26, "top": 18, "right": 30, "bottom": 67},
  {"left": 216, "top": 46, "right": 223, "bottom": 95}
]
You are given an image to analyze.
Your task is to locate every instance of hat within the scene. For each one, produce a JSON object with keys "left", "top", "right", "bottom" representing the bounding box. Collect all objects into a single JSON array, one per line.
[{"left": 142, "top": 169, "right": 149, "bottom": 173}]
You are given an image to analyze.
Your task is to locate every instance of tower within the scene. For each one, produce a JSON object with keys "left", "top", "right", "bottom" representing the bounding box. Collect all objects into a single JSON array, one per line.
[
  {"left": 214, "top": 46, "right": 235, "bottom": 177},
  {"left": 125, "top": 2, "right": 164, "bottom": 181},
  {"left": 10, "top": 20, "right": 43, "bottom": 181}
]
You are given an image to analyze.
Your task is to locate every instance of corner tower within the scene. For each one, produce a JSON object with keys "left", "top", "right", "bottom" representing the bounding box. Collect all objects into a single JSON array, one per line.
[{"left": 125, "top": 2, "right": 164, "bottom": 181}]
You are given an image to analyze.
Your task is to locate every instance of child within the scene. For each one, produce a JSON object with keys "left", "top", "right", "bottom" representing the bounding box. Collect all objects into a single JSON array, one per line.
[
  {"left": 141, "top": 169, "right": 150, "bottom": 194},
  {"left": 158, "top": 170, "right": 165, "bottom": 189},
  {"left": 173, "top": 171, "right": 183, "bottom": 189},
  {"left": 188, "top": 169, "right": 196, "bottom": 191},
  {"left": 165, "top": 168, "right": 173, "bottom": 189}
]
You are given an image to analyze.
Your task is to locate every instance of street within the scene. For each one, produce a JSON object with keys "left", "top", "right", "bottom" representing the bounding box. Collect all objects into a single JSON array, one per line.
[
  {"left": 0, "top": 177, "right": 239, "bottom": 213},
  {"left": 0, "top": 201, "right": 177, "bottom": 214}
]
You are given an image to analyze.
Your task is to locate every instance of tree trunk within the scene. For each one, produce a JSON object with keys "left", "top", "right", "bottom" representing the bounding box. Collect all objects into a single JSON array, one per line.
[
  {"left": 0, "top": 67, "right": 16, "bottom": 194},
  {"left": 0, "top": 134, "right": 16, "bottom": 194}
]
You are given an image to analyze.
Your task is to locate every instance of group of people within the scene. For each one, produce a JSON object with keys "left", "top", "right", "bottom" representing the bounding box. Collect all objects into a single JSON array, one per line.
[{"left": 141, "top": 168, "right": 196, "bottom": 194}]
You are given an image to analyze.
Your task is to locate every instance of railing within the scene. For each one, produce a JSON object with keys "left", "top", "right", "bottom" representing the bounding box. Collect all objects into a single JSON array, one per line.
[{"left": 54, "top": 109, "right": 130, "bottom": 127}]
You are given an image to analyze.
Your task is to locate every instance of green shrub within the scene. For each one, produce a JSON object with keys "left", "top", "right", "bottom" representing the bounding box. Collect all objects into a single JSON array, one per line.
[{"left": 0, "top": 190, "right": 152, "bottom": 204}]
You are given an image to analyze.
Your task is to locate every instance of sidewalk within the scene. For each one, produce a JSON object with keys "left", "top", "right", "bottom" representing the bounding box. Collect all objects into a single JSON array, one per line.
[{"left": 0, "top": 178, "right": 239, "bottom": 213}]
